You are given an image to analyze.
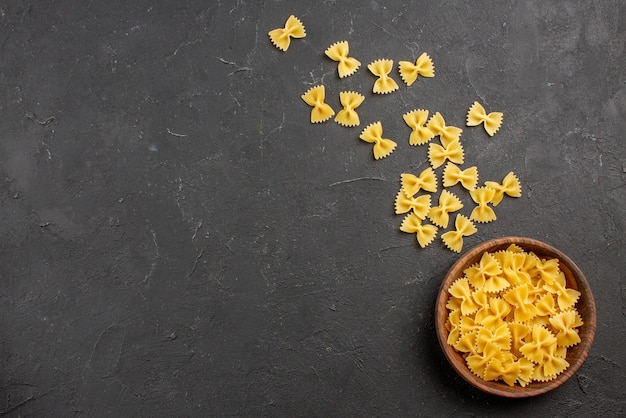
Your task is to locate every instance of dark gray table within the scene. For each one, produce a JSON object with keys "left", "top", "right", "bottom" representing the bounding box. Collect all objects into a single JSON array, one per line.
[{"left": 1, "top": 1, "right": 624, "bottom": 416}]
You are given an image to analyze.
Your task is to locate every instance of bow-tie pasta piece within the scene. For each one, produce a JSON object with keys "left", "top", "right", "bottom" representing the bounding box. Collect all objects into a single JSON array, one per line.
[
  {"left": 441, "top": 214, "right": 477, "bottom": 253},
  {"left": 428, "top": 190, "right": 463, "bottom": 228},
  {"left": 428, "top": 139, "right": 464, "bottom": 170},
  {"left": 443, "top": 163, "right": 479, "bottom": 191},
  {"left": 325, "top": 41, "right": 361, "bottom": 78},
  {"left": 400, "top": 168, "right": 438, "bottom": 197},
  {"left": 301, "top": 85, "right": 335, "bottom": 123},
  {"left": 427, "top": 112, "right": 463, "bottom": 147},
  {"left": 476, "top": 323, "right": 512, "bottom": 353},
  {"left": 403, "top": 109, "right": 435, "bottom": 145},
  {"left": 543, "top": 272, "right": 581, "bottom": 311},
  {"left": 465, "top": 251, "right": 503, "bottom": 290},
  {"left": 520, "top": 324, "right": 558, "bottom": 364},
  {"left": 470, "top": 186, "right": 497, "bottom": 223},
  {"left": 485, "top": 172, "right": 522, "bottom": 206},
  {"left": 368, "top": 59, "right": 399, "bottom": 94},
  {"left": 268, "top": 15, "right": 306, "bottom": 51},
  {"left": 467, "top": 101, "right": 504, "bottom": 136},
  {"left": 449, "top": 277, "right": 480, "bottom": 316},
  {"left": 359, "top": 121, "right": 397, "bottom": 160},
  {"left": 503, "top": 285, "right": 539, "bottom": 323},
  {"left": 400, "top": 212, "right": 438, "bottom": 248},
  {"left": 335, "top": 91, "right": 365, "bottom": 127},
  {"left": 549, "top": 310, "right": 584, "bottom": 347},
  {"left": 398, "top": 52, "right": 435, "bottom": 86},
  {"left": 394, "top": 190, "right": 431, "bottom": 219}
]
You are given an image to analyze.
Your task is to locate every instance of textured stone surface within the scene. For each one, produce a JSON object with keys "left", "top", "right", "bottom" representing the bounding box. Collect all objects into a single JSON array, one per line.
[{"left": 0, "top": 0, "right": 624, "bottom": 416}]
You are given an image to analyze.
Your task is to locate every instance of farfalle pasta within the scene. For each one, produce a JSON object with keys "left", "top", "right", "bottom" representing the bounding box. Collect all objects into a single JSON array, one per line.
[
  {"left": 485, "top": 172, "right": 522, "bottom": 206},
  {"left": 427, "top": 112, "right": 463, "bottom": 147},
  {"left": 441, "top": 214, "right": 477, "bottom": 253},
  {"left": 359, "top": 121, "right": 397, "bottom": 160},
  {"left": 400, "top": 212, "right": 438, "bottom": 248},
  {"left": 395, "top": 190, "right": 431, "bottom": 219},
  {"left": 470, "top": 186, "right": 497, "bottom": 223},
  {"left": 398, "top": 52, "right": 435, "bottom": 86},
  {"left": 268, "top": 15, "right": 306, "bottom": 51},
  {"left": 443, "top": 163, "right": 478, "bottom": 191},
  {"left": 428, "top": 138, "right": 464, "bottom": 169},
  {"left": 368, "top": 59, "right": 399, "bottom": 94},
  {"left": 403, "top": 109, "right": 435, "bottom": 145},
  {"left": 466, "top": 101, "right": 503, "bottom": 137},
  {"left": 428, "top": 190, "right": 463, "bottom": 228},
  {"left": 445, "top": 247, "right": 584, "bottom": 387},
  {"left": 335, "top": 91, "right": 365, "bottom": 127},
  {"left": 400, "top": 168, "right": 438, "bottom": 196},
  {"left": 301, "top": 85, "right": 334, "bottom": 123},
  {"left": 325, "top": 41, "right": 361, "bottom": 78}
]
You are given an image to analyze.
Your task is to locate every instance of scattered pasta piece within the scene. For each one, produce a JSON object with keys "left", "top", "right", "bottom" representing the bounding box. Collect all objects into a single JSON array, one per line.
[
  {"left": 428, "top": 190, "right": 463, "bottom": 228},
  {"left": 359, "top": 121, "right": 397, "bottom": 160},
  {"left": 443, "top": 163, "right": 479, "bottom": 191},
  {"left": 400, "top": 212, "right": 438, "bottom": 248},
  {"left": 395, "top": 190, "right": 431, "bottom": 218},
  {"left": 470, "top": 186, "right": 497, "bottom": 223},
  {"left": 398, "top": 52, "right": 435, "bottom": 86},
  {"left": 441, "top": 214, "right": 477, "bottom": 253},
  {"left": 368, "top": 59, "right": 399, "bottom": 94},
  {"left": 301, "top": 85, "right": 335, "bottom": 123},
  {"left": 466, "top": 101, "right": 504, "bottom": 136},
  {"left": 400, "top": 168, "right": 437, "bottom": 197},
  {"left": 325, "top": 41, "right": 361, "bottom": 78},
  {"left": 427, "top": 112, "right": 463, "bottom": 147},
  {"left": 445, "top": 248, "right": 583, "bottom": 386},
  {"left": 268, "top": 15, "right": 306, "bottom": 51},
  {"left": 428, "top": 138, "right": 464, "bottom": 169},
  {"left": 485, "top": 172, "right": 522, "bottom": 206},
  {"left": 403, "top": 109, "right": 435, "bottom": 145},
  {"left": 335, "top": 91, "right": 365, "bottom": 127}
]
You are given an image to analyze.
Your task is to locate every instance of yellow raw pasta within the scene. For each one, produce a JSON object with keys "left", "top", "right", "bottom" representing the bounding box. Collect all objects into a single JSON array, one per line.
[
  {"left": 268, "top": 15, "right": 306, "bottom": 52},
  {"left": 449, "top": 277, "right": 479, "bottom": 316},
  {"left": 466, "top": 101, "right": 504, "bottom": 136},
  {"left": 445, "top": 248, "right": 584, "bottom": 386},
  {"left": 368, "top": 59, "right": 399, "bottom": 94},
  {"left": 325, "top": 41, "right": 361, "bottom": 78},
  {"left": 443, "top": 163, "right": 479, "bottom": 191},
  {"left": 485, "top": 172, "right": 522, "bottom": 206},
  {"left": 470, "top": 186, "right": 497, "bottom": 223},
  {"left": 403, "top": 109, "right": 435, "bottom": 145},
  {"left": 441, "top": 214, "right": 477, "bottom": 253},
  {"left": 427, "top": 112, "right": 463, "bottom": 147},
  {"left": 359, "top": 121, "right": 397, "bottom": 160},
  {"left": 335, "top": 91, "right": 365, "bottom": 127},
  {"left": 428, "top": 138, "right": 464, "bottom": 169},
  {"left": 395, "top": 190, "right": 431, "bottom": 219},
  {"left": 428, "top": 190, "right": 463, "bottom": 228},
  {"left": 398, "top": 52, "right": 435, "bottom": 86},
  {"left": 400, "top": 168, "right": 438, "bottom": 196},
  {"left": 301, "top": 85, "right": 335, "bottom": 123},
  {"left": 400, "top": 212, "right": 438, "bottom": 248}
]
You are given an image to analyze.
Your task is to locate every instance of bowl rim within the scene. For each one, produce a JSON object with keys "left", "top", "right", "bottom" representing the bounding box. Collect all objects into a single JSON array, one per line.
[{"left": 435, "top": 236, "right": 597, "bottom": 398}]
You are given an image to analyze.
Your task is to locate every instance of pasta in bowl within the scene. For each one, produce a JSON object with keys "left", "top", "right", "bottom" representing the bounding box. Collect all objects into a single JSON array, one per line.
[{"left": 435, "top": 237, "right": 596, "bottom": 397}]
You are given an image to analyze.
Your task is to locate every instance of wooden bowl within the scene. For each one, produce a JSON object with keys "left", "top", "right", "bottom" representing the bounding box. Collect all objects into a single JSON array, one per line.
[{"left": 435, "top": 237, "right": 596, "bottom": 397}]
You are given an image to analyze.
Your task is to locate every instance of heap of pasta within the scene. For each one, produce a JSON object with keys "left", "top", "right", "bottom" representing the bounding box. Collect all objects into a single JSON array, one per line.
[{"left": 445, "top": 246, "right": 583, "bottom": 386}]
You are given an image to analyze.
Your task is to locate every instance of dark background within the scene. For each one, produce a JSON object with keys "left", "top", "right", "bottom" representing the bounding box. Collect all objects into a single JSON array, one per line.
[{"left": 1, "top": 0, "right": 624, "bottom": 416}]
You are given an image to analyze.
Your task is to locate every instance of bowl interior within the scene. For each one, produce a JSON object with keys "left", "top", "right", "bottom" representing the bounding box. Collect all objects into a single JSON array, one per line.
[{"left": 435, "top": 237, "right": 597, "bottom": 398}]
